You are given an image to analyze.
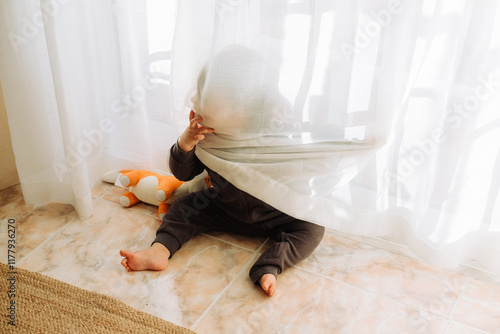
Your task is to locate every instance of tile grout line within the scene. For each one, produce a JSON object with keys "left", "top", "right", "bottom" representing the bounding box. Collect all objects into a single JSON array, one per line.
[
  {"left": 100, "top": 194, "right": 161, "bottom": 220},
  {"left": 445, "top": 322, "right": 490, "bottom": 334},
  {"left": 16, "top": 191, "right": 110, "bottom": 268},
  {"left": 328, "top": 229, "right": 500, "bottom": 288},
  {"left": 443, "top": 276, "right": 471, "bottom": 334},
  {"left": 190, "top": 252, "right": 260, "bottom": 331},
  {"left": 254, "top": 238, "right": 270, "bottom": 253},
  {"left": 202, "top": 233, "right": 267, "bottom": 254},
  {"left": 17, "top": 192, "right": 119, "bottom": 268},
  {"left": 294, "top": 265, "right": 452, "bottom": 323},
  {"left": 100, "top": 184, "right": 115, "bottom": 198},
  {"left": 16, "top": 211, "right": 81, "bottom": 268}
]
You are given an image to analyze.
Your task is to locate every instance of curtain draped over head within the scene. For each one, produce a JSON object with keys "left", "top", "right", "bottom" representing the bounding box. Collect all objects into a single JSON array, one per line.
[{"left": 1, "top": 0, "right": 499, "bottom": 275}]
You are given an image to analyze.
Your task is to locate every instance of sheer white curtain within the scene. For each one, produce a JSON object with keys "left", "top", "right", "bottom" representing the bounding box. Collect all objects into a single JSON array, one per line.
[
  {"left": 172, "top": 0, "right": 500, "bottom": 275},
  {"left": 0, "top": 0, "right": 178, "bottom": 218},
  {"left": 1, "top": 0, "right": 499, "bottom": 275}
]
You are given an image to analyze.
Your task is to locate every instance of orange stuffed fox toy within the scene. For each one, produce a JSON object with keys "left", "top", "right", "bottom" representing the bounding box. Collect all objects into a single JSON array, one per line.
[
  {"left": 118, "top": 170, "right": 185, "bottom": 220},
  {"left": 104, "top": 169, "right": 211, "bottom": 220}
]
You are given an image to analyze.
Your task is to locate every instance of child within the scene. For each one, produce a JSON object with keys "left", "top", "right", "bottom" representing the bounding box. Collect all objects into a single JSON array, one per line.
[{"left": 120, "top": 47, "right": 325, "bottom": 297}]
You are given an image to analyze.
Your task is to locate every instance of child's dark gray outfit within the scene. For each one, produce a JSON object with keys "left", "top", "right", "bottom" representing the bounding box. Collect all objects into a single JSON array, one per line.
[{"left": 153, "top": 142, "right": 325, "bottom": 284}]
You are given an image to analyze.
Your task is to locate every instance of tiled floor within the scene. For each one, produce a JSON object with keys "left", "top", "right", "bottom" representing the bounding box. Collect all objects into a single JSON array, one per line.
[{"left": 1, "top": 183, "right": 500, "bottom": 333}]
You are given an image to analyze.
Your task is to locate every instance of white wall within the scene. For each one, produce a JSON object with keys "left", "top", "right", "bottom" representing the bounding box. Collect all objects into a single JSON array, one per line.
[{"left": 0, "top": 81, "right": 20, "bottom": 190}]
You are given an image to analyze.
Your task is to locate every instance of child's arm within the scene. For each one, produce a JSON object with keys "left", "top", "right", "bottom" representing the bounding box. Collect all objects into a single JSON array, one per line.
[
  {"left": 178, "top": 110, "right": 214, "bottom": 152},
  {"left": 168, "top": 110, "right": 214, "bottom": 182}
]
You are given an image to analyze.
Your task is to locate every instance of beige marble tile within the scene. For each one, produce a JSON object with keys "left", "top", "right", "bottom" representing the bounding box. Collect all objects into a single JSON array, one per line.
[
  {"left": 0, "top": 184, "right": 33, "bottom": 220},
  {"left": 18, "top": 199, "right": 254, "bottom": 328},
  {"left": 333, "top": 229, "right": 500, "bottom": 288},
  {"left": 7, "top": 181, "right": 500, "bottom": 333},
  {"left": 453, "top": 278, "right": 500, "bottom": 333},
  {"left": 298, "top": 232, "right": 468, "bottom": 319},
  {"left": 91, "top": 181, "right": 114, "bottom": 198},
  {"left": 328, "top": 228, "right": 424, "bottom": 262},
  {"left": 257, "top": 237, "right": 275, "bottom": 254},
  {"left": 446, "top": 322, "right": 490, "bottom": 334},
  {"left": 156, "top": 234, "right": 255, "bottom": 326},
  {"left": 102, "top": 184, "right": 128, "bottom": 203},
  {"left": 194, "top": 265, "right": 449, "bottom": 333},
  {"left": 0, "top": 185, "right": 77, "bottom": 263},
  {"left": 17, "top": 199, "right": 158, "bottom": 276},
  {"left": 100, "top": 234, "right": 255, "bottom": 328},
  {"left": 204, "top": 230, "right": 267, "bottom": 252},
  {"left": 453, "top": 263, "right": 500, "bottom": 287},
  {"left": 130, "top": 201, "right": 159, "bottom": 217}
]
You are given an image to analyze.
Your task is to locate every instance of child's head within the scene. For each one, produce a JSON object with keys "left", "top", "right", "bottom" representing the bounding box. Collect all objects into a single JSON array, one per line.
[{"left": 192, "top": 46, "right": 279, "bottom": 136}]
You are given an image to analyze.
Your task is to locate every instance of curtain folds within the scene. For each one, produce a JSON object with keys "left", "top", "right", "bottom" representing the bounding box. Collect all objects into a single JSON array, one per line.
[
  {"left": 171, "top": 0, "right": 500, "bottom": 274},
  {"left": 0, "top": 0, "right": 178, "bottom": 218},
  {"left": 1, "top": 0, "right": 499, "bottom": 275}
]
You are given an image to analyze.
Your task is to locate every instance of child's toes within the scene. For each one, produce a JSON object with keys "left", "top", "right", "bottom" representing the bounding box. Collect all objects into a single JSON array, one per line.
[
  {"left": 121, "top": 258, "right": 130, "bottom": 271},
  {"left": 259, "top": 274, "right": 277, "bottom": 297},
  {"left": 267, "top": 283, "right": 276, "bottom": 297},
  {"left": 264, "top": 281, "right": 276, "bottom": 297}
]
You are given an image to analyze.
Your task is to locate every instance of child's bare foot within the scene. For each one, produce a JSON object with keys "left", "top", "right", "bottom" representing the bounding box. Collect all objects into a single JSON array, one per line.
[
  {"left": 120, "top": 243, "right": 170, "bottom": 272},
  {"left": 259, "top": 273, "right": 277, "bottom": 297}
]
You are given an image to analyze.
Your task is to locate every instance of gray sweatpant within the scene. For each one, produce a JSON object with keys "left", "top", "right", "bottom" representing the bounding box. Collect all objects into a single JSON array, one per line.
[{"left": 153, "top": 186, "right": 325, "bottom": 285}]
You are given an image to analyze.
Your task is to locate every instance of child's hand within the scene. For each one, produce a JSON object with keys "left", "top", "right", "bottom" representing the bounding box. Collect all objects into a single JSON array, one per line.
[{"left": 178, "top": 110, "right": 215, "bottom": 152}]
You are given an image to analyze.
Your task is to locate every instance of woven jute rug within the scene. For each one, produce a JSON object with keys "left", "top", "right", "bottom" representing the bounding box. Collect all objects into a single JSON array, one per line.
[{"left": 1, "top": 263, "right": 196, "bottom": 333}]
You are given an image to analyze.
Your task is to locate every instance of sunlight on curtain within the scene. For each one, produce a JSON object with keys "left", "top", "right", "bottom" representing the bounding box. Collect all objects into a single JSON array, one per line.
[
  {"left": 171, "top": 0, "right": 415, "bottom": 223},
  {"left": 170, "top": 0, "right": 500, "bottom": 275},
  {"left": 0, "top": 0, "right": 177, "bottom": 218}
]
